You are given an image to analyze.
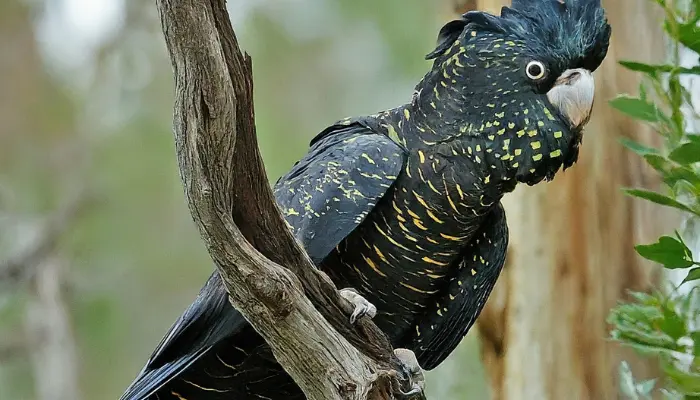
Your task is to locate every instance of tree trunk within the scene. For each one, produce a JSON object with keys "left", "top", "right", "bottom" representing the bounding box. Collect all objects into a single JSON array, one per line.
[{"left": 473, "top": 1, "right": 668, "bottom": 399}]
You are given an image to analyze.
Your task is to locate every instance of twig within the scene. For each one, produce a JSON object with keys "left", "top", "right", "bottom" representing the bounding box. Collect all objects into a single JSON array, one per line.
[{"left": 156, "top": 1, "right": 414, "bottom": 399}]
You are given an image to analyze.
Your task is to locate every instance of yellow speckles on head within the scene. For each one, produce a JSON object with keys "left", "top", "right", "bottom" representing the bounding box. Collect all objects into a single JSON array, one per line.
[
  {"left": 512, "top": 162, "right": 519, "bottom": 168},
  {"left": 418, "top": 150, "right": 426, "bottom": 164},
  {"left": 516, "top": 130, "right": 525, "bottom": 138},
  {"left": 475, "top": 144, "right": 482, "bottom": 152},
  {"left": 528, "top": 130, "right": 538, "bottom": 137},
  {"left": 471, "top": 268, "right": 477, "bottom": 276},
  {"left": 530, "top": 141, "right": 541, "bottom": 150},
  {"left": 470, "top": 31, "right": 477, "bottom": 37},
  {"left": 553, "top": 131, "right": 563, "bottom": 139},
  {"left": 484, "top": 175, "right": 491, "bottom": 184},
  {"left": 437, "top": 309, "right": 443, "bottom": 316},
  {"left": 523, "top": 109, "right": 529, "bottom": 115},
  {"left": 550, "top": 149, "right": 562, "bottom": 158},
  {"left": 487, "top": 103, "right": 495, "bottom": 108},
  {"left": 532, "top": 154, "right": 543, "bottom": 161},
  {"left": 500, "top": 154, "right": 513, "bottom": 161},
  {"left": 514, "top": 148, "right": 522, "bottom": 156},
  {"left": 495, "top": 111, "right": 505, "bottom": 118},
  {"left": 485, "top": 121, "right": 493, "bottom": 128},
  {"left": 449, "top": 294, "right": 456, "bottom": 300},
  {"left": 502, "top": 139, "right": 510, "bottom": 148},
  {"left": 487, "top": 135, "right": 495, "bottom": 141},
  {"left": 404, "top": 109, "right": 411, "bottom": 120},
  {"left": 508, "top": 122, "right": 515, "bottom": 129},
  {"left": 423, "top": 256, "right": 449, "bottom": 266},
  {"left": 497, "top": 129, "right": 506, "bottom": 136}
]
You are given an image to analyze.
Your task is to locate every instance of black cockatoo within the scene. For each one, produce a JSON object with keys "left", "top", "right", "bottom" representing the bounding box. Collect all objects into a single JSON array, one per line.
[{"left": 122, "top": 1, "right": 610, "bottom": 398}]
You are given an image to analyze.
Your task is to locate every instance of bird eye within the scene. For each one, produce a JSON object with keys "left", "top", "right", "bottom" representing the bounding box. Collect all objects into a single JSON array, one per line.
[{"left": 526, "top": 61, "right": 546, "bottom": 80}]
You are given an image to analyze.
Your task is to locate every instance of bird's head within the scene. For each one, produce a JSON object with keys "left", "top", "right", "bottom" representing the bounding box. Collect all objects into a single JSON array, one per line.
[{"left": 415, "top": 0, "right": 610, "bottom": 180}]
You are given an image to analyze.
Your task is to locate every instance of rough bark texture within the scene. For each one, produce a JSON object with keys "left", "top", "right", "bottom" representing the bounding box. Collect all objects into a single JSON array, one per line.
[
  {"left": 155, "top": 1, "right": 416, "bottom": 399},
  {"left": 472, "top": 1, "right": 668, "bottom": 399}
]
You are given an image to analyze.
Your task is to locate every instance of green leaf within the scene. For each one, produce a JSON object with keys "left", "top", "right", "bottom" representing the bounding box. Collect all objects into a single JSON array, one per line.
[
  {"left": 624, "top": 189, "right": 697, "bottom": 215},
  {"left": 682, "top": 268, "right": 700, "bottom": 284},
  {"left": 635, "top": 236, "right": 693, "bottom": 269},
  {"left": 619, "top": 61, "right": 700, "bottom": 75},
  {"left": 610, "top": 96, "right": 664, "bottom": 123},
  {"left": 620, "top": 137, "right": 660, "bottom": 156},
  {"left": 643, "top": 154, "right": 669, "bottom": 173},
  {"left": 669, "top": 142, "right": 700, "bottom": 165},
  {"left": 676, "top": 22, "right": 700, "bottom": 55}
]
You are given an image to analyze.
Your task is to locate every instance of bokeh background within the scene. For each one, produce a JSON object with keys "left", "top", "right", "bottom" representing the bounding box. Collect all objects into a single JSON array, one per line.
[
  {"left": 0, "top": 0, "right": 678, "bottom": 399},
  {"left": 0, "top": 1, "right": 489, "bottom": 399}
]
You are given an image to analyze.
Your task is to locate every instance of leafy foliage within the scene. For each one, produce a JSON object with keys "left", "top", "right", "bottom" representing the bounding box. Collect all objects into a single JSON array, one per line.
[{"left": 608, "top": 0, "right": 700, "bottom": 398}]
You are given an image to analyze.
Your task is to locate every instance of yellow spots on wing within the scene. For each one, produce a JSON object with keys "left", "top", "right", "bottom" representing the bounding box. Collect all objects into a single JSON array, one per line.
[
  {"left": 433, "top": 87, "right": 440, "bottom": 100},
  {"left": 471, "top": 268, "right": 477, "bottom": 276},
  {"left": 467, "top": 146, "right": 473, "bottom": 155},
  {"left": 183, "top": 380, "right": 227, "bottom": 392},
  {"left": 553, "top": 130, "right": 563, "bottom": 139},
  {"left": 485, "top": 121, "right": 493, "bottom": 128},
  {"left": 363, "top": 255, "right": 387, "bottom": 277},
  {"left": 427, "top": 180, "right": 441, "bottom": 195},
  {"left": 543, "top": 106, "right": 556, "bottom": 121},
  {"left": 171, "top": 391, "right": 188, "bottom": 400},
  {"left": 528, "top": 130, "right": 538, "bottom": 137},
  {"left": 430, "top": 101, "right": 437, "bottom": 109},
  {"left": 418, "top": 150, "right": 426, "bottom": 164},
  {"left": 373, "top": 222, "right": 412, "bottom": 252},
  {"left": 502, "top": 139, "right": 510, "bottom": 150},
  {"left": 285, "top": 208, "right": 299, "bottom": 216},
  {"left": 523, "top": 109, "right": 529, "bottom": 115},
  {"left": 440, "top": 81, "right": 448, "bottom": 88},
  {"left": 455, "top": 183, "right": 465, "bottom": 200},
  {"left": 373, "top": 245, "right": 387, "bottom": 263},
  {"left": 437, "top": 309, "right": 443, "bottom": 316},
  {"left": 537, "top": 120, "right": 545, "bottom": 127},
  {"left": 426, "top": 237, "right": 439, "bottom": 245},
  {"left": 497, "top": 128, "right": 506, "bottom": 135},
  {"left": 530, "top": 141, "right": 541, "bottom": 150},
  {"left": 392, "top": 201, "right": 403, "bottom": 215},
  {"left": 475, "top": 144, "right": 482, "bottom": 152},
  {"left": 495, "top": 112, "right": 505, "bottom": 118},
  {"left": 532, "top": 154, "right": 543, "bottom": 161},
  {"left": 512, "top": 162, "right": 519, "bottom": 168},
  {"left": 517, "top": 130, "right": 525, "bottom": 138},
  {"left": 440, "top": 232, "right": 464, "bottom": 241},
  {"left": 550, "top": 149, "right": 562, "bottom": 158},
  {"left": 401, "top": 282, "right": 438, "bottom": 294},
  {"left": 487, "top": 135, "right": 495, "bottom": 141},
  {"left": 514, "top": 148, "right": 522, "bottom": 156},
  {"left": 404, "top": 109, "right": 411, "bottom": 120},
  {"left": 422, "top": 256, "right": 449, "bottom": 266},
  {"left": 427, "top": 273, "right": 445, "bottom": 279},
  {"left": 470, "top": 31, "right": 477, "bottom": 37},
  {"left": 487, "top": 103, "right": 495, "bottom": 108},
  {"left": 413, "top": 219, "right": 428, "bottom": 230},
  {"left": 361, "top": 153, "right": 375, "bottom": 164}
]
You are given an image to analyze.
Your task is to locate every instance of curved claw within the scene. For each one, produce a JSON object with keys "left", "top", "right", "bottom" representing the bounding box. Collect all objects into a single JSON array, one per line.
[
  {"left": 394, "top": 348, "right": 426, "bottom": 399},
  {"left": 339, "top": 288, "right": 377, "bottom": 324}
]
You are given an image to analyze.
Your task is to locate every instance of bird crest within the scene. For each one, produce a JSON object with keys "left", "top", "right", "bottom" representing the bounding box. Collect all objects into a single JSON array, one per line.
[{"left": 428, "top": 0, "right": 611, "bottom": 73}]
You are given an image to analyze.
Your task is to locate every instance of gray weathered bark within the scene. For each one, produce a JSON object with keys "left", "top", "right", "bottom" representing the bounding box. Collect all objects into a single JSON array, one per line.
[{"left": 155, "top": 1, "right": 419, "bottom": 399}]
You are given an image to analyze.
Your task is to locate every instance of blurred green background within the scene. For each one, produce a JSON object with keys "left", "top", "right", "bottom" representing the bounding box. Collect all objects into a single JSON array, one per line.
[{"left": 0, "top": 0, "right": 488, "bottom": 399}]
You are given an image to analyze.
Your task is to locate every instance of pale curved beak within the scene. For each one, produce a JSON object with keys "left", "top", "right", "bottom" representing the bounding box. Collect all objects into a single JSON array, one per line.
[{"left": 546, "top": 68, "right": 595, "bottom": 129}]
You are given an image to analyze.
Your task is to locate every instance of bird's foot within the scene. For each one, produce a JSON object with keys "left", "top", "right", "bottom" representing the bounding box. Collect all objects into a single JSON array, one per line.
[
  {"left": 339, "top": 288, "right": 377, "bottom": 324},
  {"left": 394, "top": 348, "right": 426, "bottom": 399}
]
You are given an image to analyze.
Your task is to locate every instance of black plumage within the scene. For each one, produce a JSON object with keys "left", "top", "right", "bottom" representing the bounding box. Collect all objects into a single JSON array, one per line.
[{"left": 121, "top": 1, "right": 610, "bottom": 399}]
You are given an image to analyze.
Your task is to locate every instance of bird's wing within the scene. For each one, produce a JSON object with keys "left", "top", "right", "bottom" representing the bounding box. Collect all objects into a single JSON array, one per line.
[
  {"left": 119, "top": 273, "right": 248, "bottom": 400},
  {"left": 274, "top": 121, "right": 406, "bottom": 264},
  {"left": 120, "top": 122, "right": 405, "bottom": 400},
  {"left": 401, "top": 202, "right": 508, "bottom": 370}
]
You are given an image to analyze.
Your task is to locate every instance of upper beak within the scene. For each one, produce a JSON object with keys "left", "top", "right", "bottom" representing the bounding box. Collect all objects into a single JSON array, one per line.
[{"left": 546, "top": 68, "right": 595, "bottom": 129}]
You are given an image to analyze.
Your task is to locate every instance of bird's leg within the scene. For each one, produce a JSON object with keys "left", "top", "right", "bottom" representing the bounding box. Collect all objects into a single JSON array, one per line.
[
  {"left": 339, "top": 288, "right": 377, "bottom": 324},
  {"left": 393, "top": 348, "right": 426, "bottom": 399}
]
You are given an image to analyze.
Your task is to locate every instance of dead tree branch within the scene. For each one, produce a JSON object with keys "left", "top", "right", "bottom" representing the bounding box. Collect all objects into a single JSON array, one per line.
[{"left": 155, "top": 1, "right": 418, "bottom": 399}]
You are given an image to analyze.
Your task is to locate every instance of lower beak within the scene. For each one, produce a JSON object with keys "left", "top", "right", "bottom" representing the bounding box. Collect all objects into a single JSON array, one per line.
[{"left": 546, "top": 68, "right": 595, "bottom": 129}]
